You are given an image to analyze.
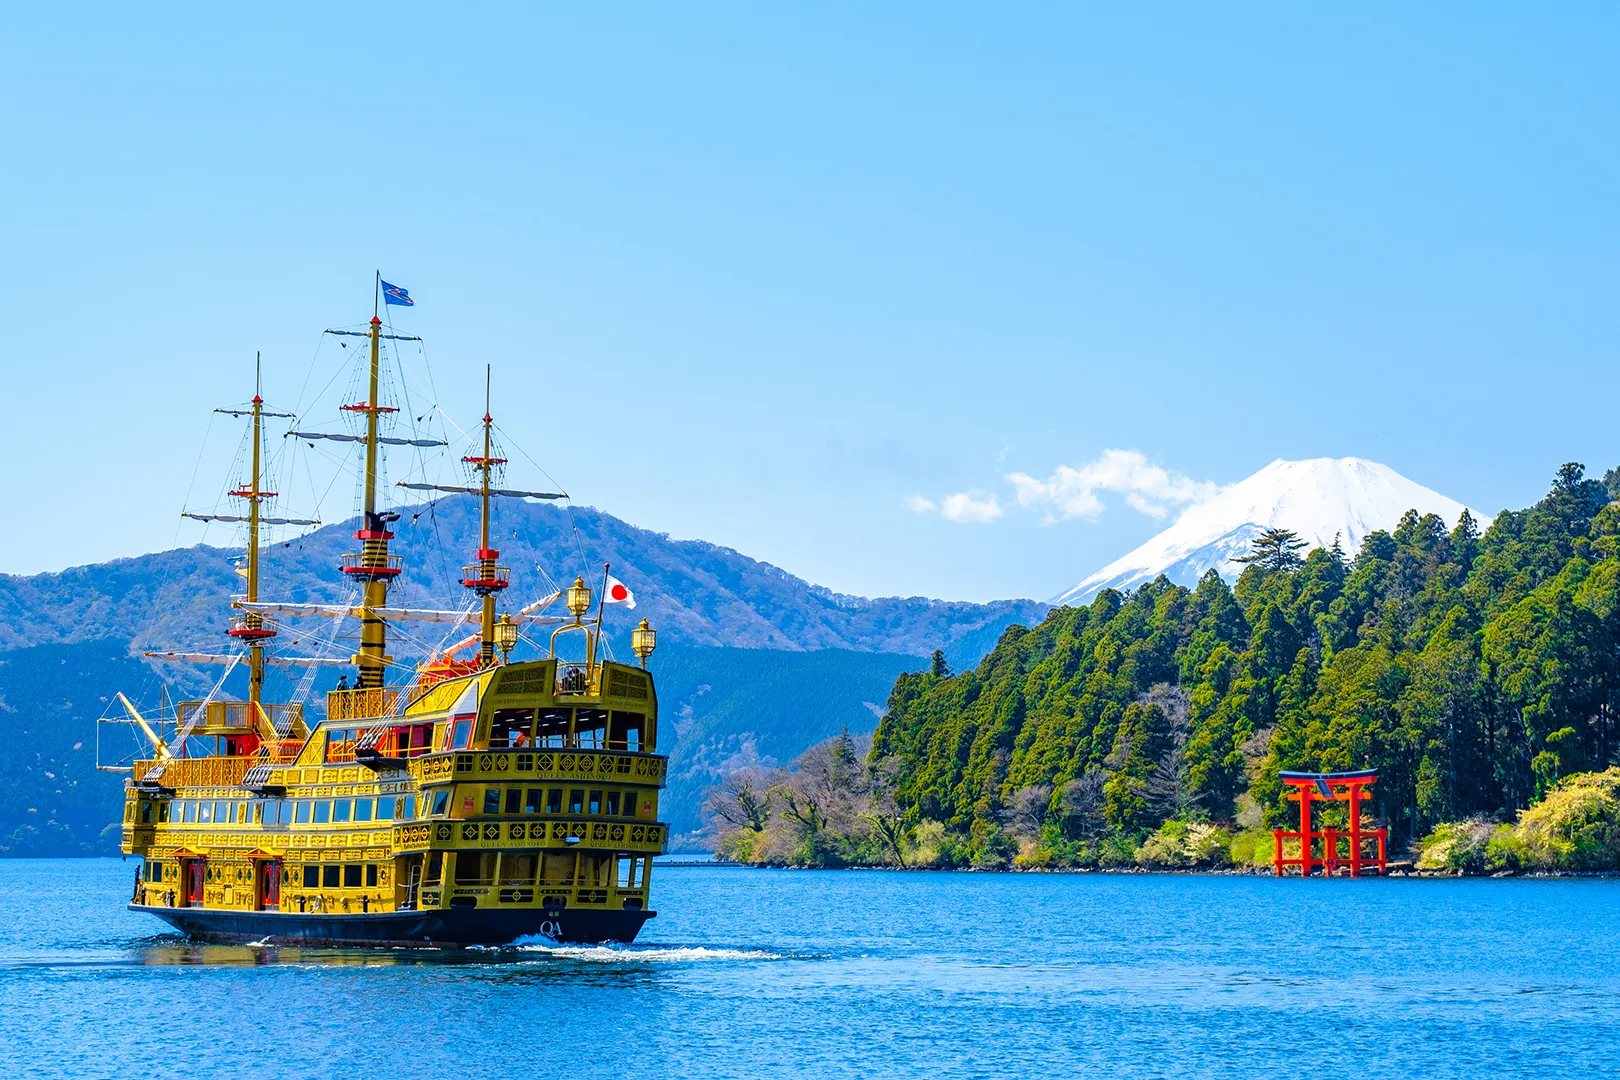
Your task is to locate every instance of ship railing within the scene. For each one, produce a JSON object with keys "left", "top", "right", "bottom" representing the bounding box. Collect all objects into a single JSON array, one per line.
[
  {"left": 175, "top": 700, "right": 304, "bottom": 736},
  {"left": 326, "top": 687, "right": 402, "bottom": 722},
  {"left": 555, "top": 664, "right": 601, "bottom": 697},
  {"left": 132, "top": 757, "right": 253, "bottom": 788}
]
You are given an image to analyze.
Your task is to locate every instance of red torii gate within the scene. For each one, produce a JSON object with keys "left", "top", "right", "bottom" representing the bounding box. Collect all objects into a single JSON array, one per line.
[{"left": 1273, "top": 769, "right": 1387, "bottom": 877}]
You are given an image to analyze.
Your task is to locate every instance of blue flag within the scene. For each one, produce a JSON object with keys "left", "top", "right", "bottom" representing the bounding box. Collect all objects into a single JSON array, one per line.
[{"left": 381, "top": 280, "right": 414, "bottom": 307}]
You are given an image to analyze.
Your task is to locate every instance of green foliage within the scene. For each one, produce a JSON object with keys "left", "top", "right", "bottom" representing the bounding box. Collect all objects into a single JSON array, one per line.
[
  {"left": 1416, "top": 768, "right": 1620, "bottom": 873},
  {"left": 1416, "top": 818, "right": 1512, "bottom": 873},
  {"left": 1134, "top": 820, "right": 1232, "bottom": 869},
  {"left": 1513, "top": 767, "right": 1620, "bottom": 870},
  {"left": 1234, "top": 528, "right": 1307, "bottom": 574}
]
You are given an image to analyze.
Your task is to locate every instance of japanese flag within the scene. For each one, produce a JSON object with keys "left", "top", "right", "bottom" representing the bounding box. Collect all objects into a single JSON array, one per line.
[{"left": 604, "top": 575, "right": 636, "bottom": 609}]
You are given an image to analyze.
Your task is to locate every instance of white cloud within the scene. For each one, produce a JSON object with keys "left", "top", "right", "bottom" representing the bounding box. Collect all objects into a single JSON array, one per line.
[
  {"left": 941, "top": 490, "right": 1004, "bottom": 523},
  {"left": 1008, "top": 449, "right": 1219, "bottom": 523},
  {"left": 902, "top": 494, "right": 937, "bottom": 514}
]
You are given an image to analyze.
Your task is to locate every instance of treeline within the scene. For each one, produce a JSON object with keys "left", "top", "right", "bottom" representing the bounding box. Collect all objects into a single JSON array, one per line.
[{"left": 706, "top": 463, "right": 1620, "bottom": 872}]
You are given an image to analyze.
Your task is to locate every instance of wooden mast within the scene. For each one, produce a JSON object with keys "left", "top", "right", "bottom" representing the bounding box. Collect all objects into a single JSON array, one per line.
[
  {"left": 348, "top": 301, "right": 397, "bottom": 691},
  {"left": 245, "top": 355, "right": 265, "bottom": 706},
  {"left": 461, "top": 365, "right": 510, "bottom": 667}
]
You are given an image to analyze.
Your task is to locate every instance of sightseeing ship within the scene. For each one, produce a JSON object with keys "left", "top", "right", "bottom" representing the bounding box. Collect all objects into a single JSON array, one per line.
[{"left": 111, "top": 292, "right": 668, "bottom": 945}]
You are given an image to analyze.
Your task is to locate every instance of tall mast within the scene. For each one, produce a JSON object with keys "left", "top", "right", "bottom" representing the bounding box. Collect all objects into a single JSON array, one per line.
[
  {"left": 340, "top": 313, "right": 402, "bottom": 689},
  {"left": 246, "top": 357, "right": 265, "bottom": 704},
  {"left": 226, "top": 353, "right": 277, "bottom": 706},
  {"left": 461, "top": 365, "right": 510, "bottom": 666}
]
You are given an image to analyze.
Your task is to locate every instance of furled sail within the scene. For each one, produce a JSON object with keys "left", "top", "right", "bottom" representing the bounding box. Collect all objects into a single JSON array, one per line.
[
  {"left": 288, "top": 431, "right": 447, "bottom": 448},
  {"left": 397, "top": 482, "right": 566, "bottom": 499}
]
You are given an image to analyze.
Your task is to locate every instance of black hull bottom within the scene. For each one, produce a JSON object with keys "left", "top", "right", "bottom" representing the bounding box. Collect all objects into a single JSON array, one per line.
[{"left": 130, "top": 903, "right": 655, "bottom": 947}]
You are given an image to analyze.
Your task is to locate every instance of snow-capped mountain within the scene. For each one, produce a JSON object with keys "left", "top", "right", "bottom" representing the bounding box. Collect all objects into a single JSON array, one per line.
[{"left": 1053, "top": 457, "right": 1483, "bottom": 606}]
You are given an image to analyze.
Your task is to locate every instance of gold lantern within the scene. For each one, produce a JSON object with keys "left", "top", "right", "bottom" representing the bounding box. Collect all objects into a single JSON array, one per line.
[
  {"left": 494, "top": 612, "right": 519, "bottom": 661},
  {"left": 566, "top": 576, "right": 592, "bottom": 620},
  {"left": 631, "top": 618, "right": 657, "bottom": 669}
]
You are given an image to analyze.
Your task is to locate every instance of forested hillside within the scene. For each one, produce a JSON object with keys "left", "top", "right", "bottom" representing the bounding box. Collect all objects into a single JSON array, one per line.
[
  {"left": 869, "top": 462, "right": 1620, "bottom": 865},
  {"left": 709, "top": 463, "right": 1620, "bottom": 871},
  {"left": 0, "top": 641, "right": 150, "bottom": 856}
]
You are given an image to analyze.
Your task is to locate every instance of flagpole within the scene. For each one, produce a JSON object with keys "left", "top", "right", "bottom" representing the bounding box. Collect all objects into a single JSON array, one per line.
[
  {"left": 589, "top": 562, "right": 610, "bottom": 671},
  {"left": 373, "top": 270, "right": 380, "bottom": 321}
]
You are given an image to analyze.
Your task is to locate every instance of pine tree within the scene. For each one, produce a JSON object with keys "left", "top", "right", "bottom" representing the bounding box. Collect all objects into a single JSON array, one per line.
[{"left": 1235, "top": 527, "right": 1308, "bottom": 574}]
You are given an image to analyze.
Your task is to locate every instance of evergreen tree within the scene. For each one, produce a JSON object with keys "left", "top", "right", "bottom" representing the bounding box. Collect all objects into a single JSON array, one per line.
[{"left": 1235, "top": 528, "right": 1308, "bottom": 574}]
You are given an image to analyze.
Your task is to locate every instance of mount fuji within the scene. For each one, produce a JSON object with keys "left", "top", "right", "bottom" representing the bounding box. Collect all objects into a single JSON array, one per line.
[{"left": 1053, "top": 457, "right": 1483, "bottom": 606}]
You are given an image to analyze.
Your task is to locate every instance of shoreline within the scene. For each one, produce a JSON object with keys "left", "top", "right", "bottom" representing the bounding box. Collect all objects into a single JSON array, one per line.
[{"left": 664, "top": 857, "right": 1620, "bottom": 879}]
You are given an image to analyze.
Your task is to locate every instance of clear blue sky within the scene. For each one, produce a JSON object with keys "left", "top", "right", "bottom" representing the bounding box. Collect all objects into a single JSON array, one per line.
[{"left": 2, "top": 5, "right": 1617, "bottom": 602}]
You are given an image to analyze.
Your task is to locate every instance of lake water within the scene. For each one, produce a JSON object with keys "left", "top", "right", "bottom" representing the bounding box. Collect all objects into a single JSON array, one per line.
[{"left": 1, "top": 859, "right": 1616, "bottom": 1079}]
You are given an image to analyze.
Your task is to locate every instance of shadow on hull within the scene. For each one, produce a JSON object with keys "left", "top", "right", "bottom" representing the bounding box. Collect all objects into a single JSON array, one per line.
[{"left": 131, "top": 904, "right": 655, "bottom": 947}]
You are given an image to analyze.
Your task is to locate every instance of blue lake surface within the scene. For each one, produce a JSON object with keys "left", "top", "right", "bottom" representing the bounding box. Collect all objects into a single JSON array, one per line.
[{"left": 1, "top": 859, "right": 1616, "bottom": 1079}]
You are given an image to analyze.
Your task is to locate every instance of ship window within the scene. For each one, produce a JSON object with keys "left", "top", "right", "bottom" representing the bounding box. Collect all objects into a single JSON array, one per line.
[
  {"left": 158, "top": 802, "right": 170, "bottom": 823},
  {"left": 314, "top": 802, "right": 331, "bottom": 824},
  {"left": 575, "top": 708, "right": 608, "bottom": 749},
  {"left": 616, "top": 856, "right": 633, "bottom": 888},
  {"left": 568, "top": 790, "right": 584, "bottom": 815},
  {"left": 535, "top": 708, "right": 570, "bottom": 748},
  {"left": 546, "top": 789, "right": 562, "bottom": 814},
  {"left": 623, "top": 792, "right": 639, "bottom": 818},
  {"left": 578, "top": 854, "right": 611, "bottom": 888},
  {"left": 405, "top": 795, "right": 417, "bottom": 819},
  {"left": 217, "top": 801, "right": 231, "bottom": 823},
  {"left": 483, "top": 788, "right": 501, "bottom": 815},
  {"left": 490, "top": 708, "right": 534, "bottom": 749},
  {"left": 589, "top": 791, "right": 603, "bottom": 815},
  {"left": 295, "top": 801, "right": 311, "bottom": 824},
  {"left": 140, "top": 802, "right": 152, "bottom": 824},
  {"left": 198, "top": 802, "right": 212, "bottom": 824},
  {"left": 504, "top": 788, "right": 521, "bottom": 814},
  {"left": 610, "top": 712, "right": 644, "bottom": 752},
  {"left": 540, "top": 853, "right": 575, "bottom": 885},
  {"left": 634, "top": 857, "right": 648, "bottom": 888},
  {"left": 366, "top": 864, "right": 378, "bottom": 887},
  {"left": 449, "top": 718, "right": 475, "bottom": 751},
  {"left": 181, "top": 801, "right": 195, "bottom": 823},
  {"left": 333, "top": 800, "right": 351, "bottom": 823},
  {"left": 425, "top": 852, "right": 444, "bottom": 885},
  {"left": 323, "top": 865, "right": 340, "bottom": 889},
  {"left": 431, "top": 791, "right": 449, "bottom": 816},
  {"left": 373, "top": 798, "right": 394, "bottom": 821},
  {"left": 524, "top": 789, "right": 542, "bottom": 814},
  {"left": 605, "top": 792, "right": 620, "bottom": 816},
  {"left": 454, "top": 851, "right": 497, "bottom": 886},
  {"left": 355, "top": 798, "right": 373, "bottom": 822},
  {"left": 500, "top": 851, "right": 538, "bottom": 885},
  {"left": 300, "top": 863, "right": 318, "bottom": 887},
  {"left": 343, "top": 864, "right": 362, "bottom": 888}
]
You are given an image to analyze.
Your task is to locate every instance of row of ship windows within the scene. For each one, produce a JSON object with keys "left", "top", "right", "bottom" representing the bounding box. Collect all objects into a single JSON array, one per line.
[
  {"left": 419, "top": 850, "right": 650, "bottom": 889},
  {"left": 135, "top": 796, "right": 417, "bottom": 826},
  {"left": 132, "top": 787, "right": 651, "bottom": 827},
  {"left": 476, "top": 787, "right": 647, "bottom": 817}
]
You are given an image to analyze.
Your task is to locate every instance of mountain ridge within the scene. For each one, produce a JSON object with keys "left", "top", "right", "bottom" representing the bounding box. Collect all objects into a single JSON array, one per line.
[
  {"left": 0, "top": 498, "right": 1046, "bottom": 658},
  {"left": 1055, "top": 457, "right": 1481, "bottom": 605}
]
